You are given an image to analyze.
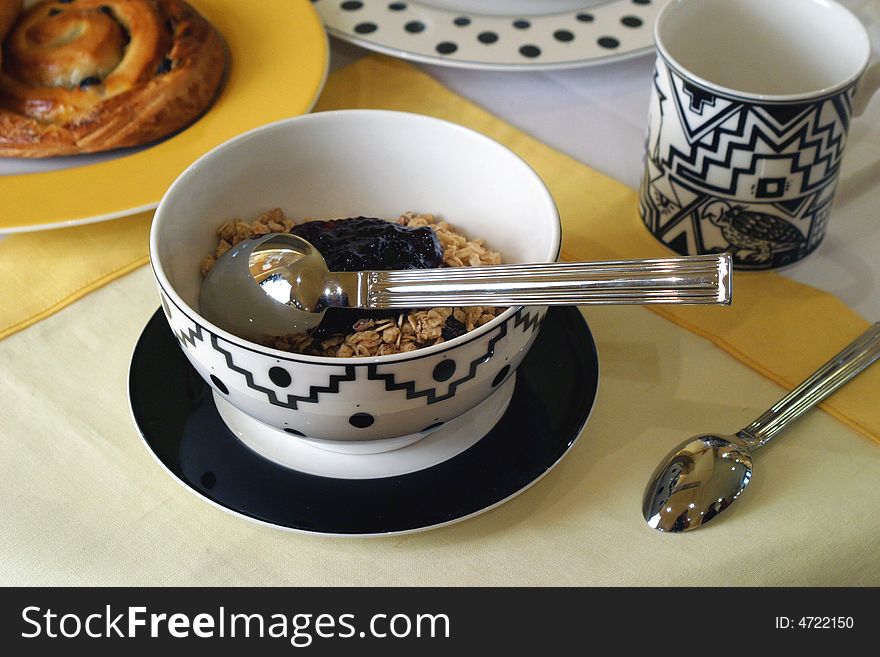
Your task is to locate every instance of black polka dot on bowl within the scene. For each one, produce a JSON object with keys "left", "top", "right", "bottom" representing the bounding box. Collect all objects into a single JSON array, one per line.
[
  {"left": 576, "top": 12, "right": 594, "bottom": 22},
  {"left": 492, "top": 365, "right": 511, "bottom": 387},
  {"left": 453, "top": 16, "right": 470, "bottom": 27},
  {"left": 519, "top": 45, "right": 541, "bottom": 58},
  {"left": 349, "top": 412, "right": 375, "bottom": 428},
  {"left": 354, "top": 22, "right": 378, "bottom": 34},
  {"left": 433, "top": 360, "right": 456, "bottom": 382},
  {"left": 598, "top": 36, "right": 620, "bottom": 49},
  {"left": 284, "top": 428, "right": 306, "bottom": 436},
  {"left": 404, "top": 20, "right": 425, "bottom": 33},
  {"left": 340, "top": 0, "right": 362, "bottom": 10},
  {"left": 512, "top": 19, "right": 530, "bottom": 29},
  {"left": 422, "top": 422, "right": 444, "bottom": 432},
  {"left": 200, "top": 472, "right": 216, "bottom": 489},
  {"left": 554, "top": 29, "right": 575, "bottom": 42},
  {"left": 268, "top": 366, "right": 291, "bottom": 387},
  {"left": 621, "top": 16, "right": 643, "bottom": 27},
  {"left": 477, "top": 31, "right": 498, "bottom": 44},
  {"left": 436, "top": 41, "right": 457, "bottom": 54},
  {"left": 632, "top": 0, "right": 651, "bottom": 5},
  {"left": 210, "top": 375, "right": 228, "bottom": 395},
  {"left": 388, "top": 2, "right": 406, "bottom": 10}
]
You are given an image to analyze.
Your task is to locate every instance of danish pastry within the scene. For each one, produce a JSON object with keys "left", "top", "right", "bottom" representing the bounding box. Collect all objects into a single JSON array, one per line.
[{"left": 0, "top": 0, "right": 225, "bottom": 157}]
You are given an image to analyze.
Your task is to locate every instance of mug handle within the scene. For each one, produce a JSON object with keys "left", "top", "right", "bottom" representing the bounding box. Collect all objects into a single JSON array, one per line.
[{"left": 853, "top": 61, "right": 880, "bottom": 116}]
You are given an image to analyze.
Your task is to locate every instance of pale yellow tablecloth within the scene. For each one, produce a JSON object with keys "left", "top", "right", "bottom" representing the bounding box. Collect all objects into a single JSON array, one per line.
[{"left": 1, "top": 266, "right": 877, "bottom": 586}]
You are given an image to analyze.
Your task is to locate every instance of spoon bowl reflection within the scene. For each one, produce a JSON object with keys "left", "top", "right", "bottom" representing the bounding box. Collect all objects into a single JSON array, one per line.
[{"left": 643, "top": 434, "right": 753, "bottom": 533}]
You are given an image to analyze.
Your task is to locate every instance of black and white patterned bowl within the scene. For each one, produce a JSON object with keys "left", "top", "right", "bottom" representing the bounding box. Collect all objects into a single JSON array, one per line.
[{"left": 150, "top": 111, "right": 560, "bottom": 443}]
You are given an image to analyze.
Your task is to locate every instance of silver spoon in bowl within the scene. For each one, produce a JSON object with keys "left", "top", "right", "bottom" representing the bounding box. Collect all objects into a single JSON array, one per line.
[
  {"left": 199, "top": 232, "right": 732, "bottom": 342},
  {"left": 643, "top": 322, "right": 880, "bottom": 533}
]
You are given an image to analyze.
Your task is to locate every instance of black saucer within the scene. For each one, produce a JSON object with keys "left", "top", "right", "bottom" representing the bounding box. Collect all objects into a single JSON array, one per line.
[{"left": 129, "top": 307, "right": 599, "bottom": 535}]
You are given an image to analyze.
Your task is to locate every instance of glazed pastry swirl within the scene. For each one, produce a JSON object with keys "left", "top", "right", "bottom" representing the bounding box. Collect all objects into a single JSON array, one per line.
[{"left": 0, "top": 0, "right": 225, "bottom": 157}]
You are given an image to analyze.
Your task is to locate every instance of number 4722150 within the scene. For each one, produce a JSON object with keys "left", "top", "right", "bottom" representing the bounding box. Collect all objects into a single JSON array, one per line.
[{"left": 775, "top": 617, "right": 854, "bottom": 629}]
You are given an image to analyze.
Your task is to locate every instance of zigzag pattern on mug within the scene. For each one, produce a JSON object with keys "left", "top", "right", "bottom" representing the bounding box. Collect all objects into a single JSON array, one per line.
[
  {"left": 367, "top": 318, "right": 511, "bottom": 405},
  {"left": 210, "top": 334, "right": 357, "bottom": 410},
  {"left": 662, "top": 71, "right": 854, "bottom": 198},
  {"left": 670, "top": 121, "right": 848, "bottom": 196},
  {"left": 664, "top": 110, "right": 851, "bottom": 198}
]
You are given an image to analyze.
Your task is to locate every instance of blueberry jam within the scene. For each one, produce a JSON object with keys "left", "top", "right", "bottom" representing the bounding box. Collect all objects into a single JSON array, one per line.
[
  {"left": 289, "top": 217, "right": 443, "bottom": 336},
  {"left": 290, "top": 217, "right": 442, "bottom": 272},
  {"left": 441, "top": 315, "right": 467, "bottom": 341}
]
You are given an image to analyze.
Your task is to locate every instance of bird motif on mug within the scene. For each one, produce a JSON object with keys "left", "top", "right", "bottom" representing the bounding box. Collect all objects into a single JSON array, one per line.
[{"left": 701, "top": 201, "right": 805, "bottom": 265}]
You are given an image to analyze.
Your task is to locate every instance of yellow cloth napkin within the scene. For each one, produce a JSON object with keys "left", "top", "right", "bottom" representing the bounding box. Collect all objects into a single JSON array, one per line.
[
  {"left": 0, "top": 214, "right": 151, "bottom": 340},
  {"left": 1, "top": 54, "right": 877, "bottom": 442}
]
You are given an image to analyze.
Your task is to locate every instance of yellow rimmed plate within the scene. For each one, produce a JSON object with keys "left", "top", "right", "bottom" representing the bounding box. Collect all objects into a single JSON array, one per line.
[{"left": 0, "top": 0, "right": 329, "bottom": 233}]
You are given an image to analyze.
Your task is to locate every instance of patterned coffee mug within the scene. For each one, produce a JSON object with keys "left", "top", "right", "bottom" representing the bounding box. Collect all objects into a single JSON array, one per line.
[{"left": 640, "top": 0, "right": 880, "bottom": 270}]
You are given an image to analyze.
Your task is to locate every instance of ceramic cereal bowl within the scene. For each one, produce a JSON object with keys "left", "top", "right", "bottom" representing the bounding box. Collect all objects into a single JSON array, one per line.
[{"left": 150, "top": 110, "right": 560, "bottom": 447}]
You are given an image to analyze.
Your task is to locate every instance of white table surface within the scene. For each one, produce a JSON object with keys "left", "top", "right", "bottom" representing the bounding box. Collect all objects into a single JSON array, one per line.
[{"left": 331, "top": 0, "right": 880, "bottom": 321}]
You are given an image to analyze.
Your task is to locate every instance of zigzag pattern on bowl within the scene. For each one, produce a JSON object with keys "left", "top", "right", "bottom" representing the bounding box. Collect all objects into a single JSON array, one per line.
[{"left": 157, "top": 280, "right": 546, "bottom": 440}]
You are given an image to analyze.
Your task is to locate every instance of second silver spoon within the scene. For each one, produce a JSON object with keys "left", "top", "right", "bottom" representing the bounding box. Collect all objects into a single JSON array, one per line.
[{"left": 643, "top": 322, "right": 880, "bottom": 533}]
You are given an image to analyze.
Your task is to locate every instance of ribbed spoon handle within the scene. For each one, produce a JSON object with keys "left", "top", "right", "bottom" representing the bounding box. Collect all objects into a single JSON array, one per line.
[
  {"left": 362, "top": 254, "right": 732, "bottom": 308},
  {"left": 738, "top": 322, "right": 880, "bottom": 449}
]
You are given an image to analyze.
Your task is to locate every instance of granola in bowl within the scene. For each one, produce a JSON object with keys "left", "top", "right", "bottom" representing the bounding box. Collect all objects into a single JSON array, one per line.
[{"left": 200, "top": 210, "right": 505, "bottom": 357}]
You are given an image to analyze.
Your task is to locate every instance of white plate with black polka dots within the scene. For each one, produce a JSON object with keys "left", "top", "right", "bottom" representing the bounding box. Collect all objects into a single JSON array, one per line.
[{"left": 313, "top": 0, "right": 669, "bottom": 71}]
